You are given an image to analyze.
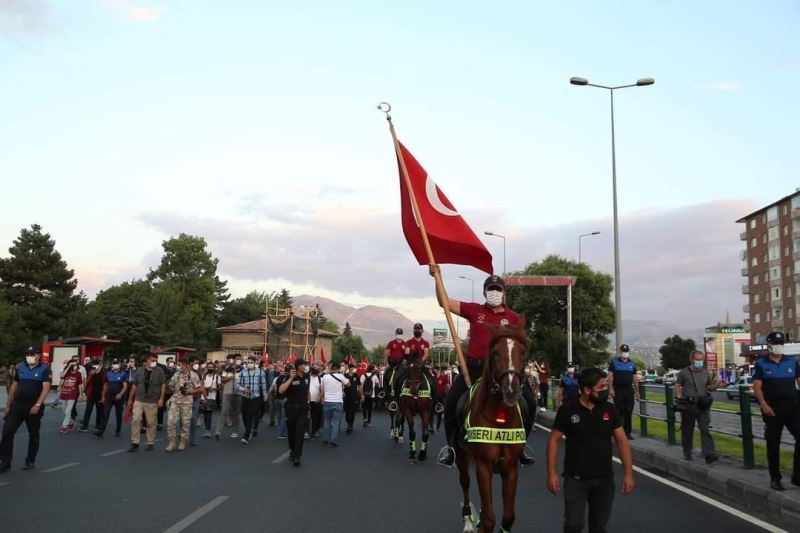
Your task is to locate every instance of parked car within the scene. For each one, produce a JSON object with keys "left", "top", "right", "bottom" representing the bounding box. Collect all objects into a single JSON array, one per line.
[
  {"left": 662, "top": 369, "right": 680, "bottom": 386},
  {"left": 723, "top": 376, "right": 756, "bottom": 401},
  {"left": 643, "top": 370, "right": 658, "bottom": 384}
]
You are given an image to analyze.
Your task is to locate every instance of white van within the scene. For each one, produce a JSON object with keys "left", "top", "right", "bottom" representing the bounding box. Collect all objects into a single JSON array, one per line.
[{"left": 662, "top": 369, "right": 680, "bottom": 386}]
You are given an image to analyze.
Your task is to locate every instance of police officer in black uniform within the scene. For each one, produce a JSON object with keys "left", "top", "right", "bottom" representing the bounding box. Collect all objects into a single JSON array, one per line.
[
  {"left": 753, "top": 331, "right": 800, "bottom": 491},
  {"left": 278, "top": 358, "right": 311, "bottom": 466},
  {"left": 608, "top": 344, "right": 640, "bottom": 440},
  {"left": 1, "top": 348, "right": 52, "bottom": 473}
]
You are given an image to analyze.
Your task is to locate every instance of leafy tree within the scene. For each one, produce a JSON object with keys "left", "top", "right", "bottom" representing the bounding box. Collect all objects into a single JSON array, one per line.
[
  {"left": 0, "top": 295, "right": 28, "bottom": 363},
  {"left": 91, "top": 280, "right": 159, "bottom": 356},
  {"left": 147, "top": 234, "right": 222, "bottom": 350},
  {"left": 333, "top": 333, "right": 366, "bottom": 362},
  {"left": 659, "top": 335, "right": 696, "bottom": 370},
  {"left": 632, "top": 356, "right": 647, "bottom": 372},
  {"left": 0, "top": 224, "right": 86, "bottom": 344},
  {"left": 369, "top": 344, "right": 386, "bottom": 364},
  {"left": 505, "top": 255, "right": 615, "bottom": 374},
  {"left": 217, "top": 290, "right": 272, "bottom": 327}
]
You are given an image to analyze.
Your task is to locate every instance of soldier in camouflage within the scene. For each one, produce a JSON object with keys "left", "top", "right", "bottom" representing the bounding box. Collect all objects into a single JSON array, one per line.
[{"left": 166, "top": 359, "right": 202, "bottom": 452}]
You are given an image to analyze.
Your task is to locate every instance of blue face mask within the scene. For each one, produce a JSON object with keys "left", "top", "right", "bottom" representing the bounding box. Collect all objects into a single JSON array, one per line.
[{"left": 693, "top": 360, "right": 704, "bottom": 370}]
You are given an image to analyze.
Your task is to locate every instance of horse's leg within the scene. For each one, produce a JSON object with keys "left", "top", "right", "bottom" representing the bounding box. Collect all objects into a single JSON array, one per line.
[
  {"left": 499, "top": 459, "right": 519, "bottom": 532},
  {"left": 418, "top": 407, "right": 430, "bottom": 461},
  {"left": 475, "top": 458, "right": 496, "bottom": 533},
  {"left": 456, "top": 447, "right": 475, "bottom": 532},
  {"left": 406, "top": 407, "right": 416, "bottom": 460}
]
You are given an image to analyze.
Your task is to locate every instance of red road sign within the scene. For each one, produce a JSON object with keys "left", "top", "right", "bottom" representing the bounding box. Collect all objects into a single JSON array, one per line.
[{"left": 503, "top": 276, "right": 576, "bottom": 286}]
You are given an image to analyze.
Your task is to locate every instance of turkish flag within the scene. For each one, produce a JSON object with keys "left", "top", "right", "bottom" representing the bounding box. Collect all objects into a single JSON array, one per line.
[{"left": 397, "top": 142, "right": 493, "bottom": 274}]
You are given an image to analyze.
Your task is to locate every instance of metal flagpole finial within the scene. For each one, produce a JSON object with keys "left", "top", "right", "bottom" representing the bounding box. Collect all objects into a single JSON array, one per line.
[{"left": 377, "top": 101, "right": 392, "bottom": 121}]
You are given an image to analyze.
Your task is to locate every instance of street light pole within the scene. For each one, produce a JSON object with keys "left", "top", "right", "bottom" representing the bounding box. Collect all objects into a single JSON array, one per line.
[
  {"left": 578, "top": 231, "right": 601, "bottom": 264},
  {"left": 484, "top": 231, "right": 506, "bottom": 275},
  {"left": 570, "top": 76, "right": 654, "bottom": 352},
  {"left": 458, "top": 275, "right": 475, "bottom": 302}
]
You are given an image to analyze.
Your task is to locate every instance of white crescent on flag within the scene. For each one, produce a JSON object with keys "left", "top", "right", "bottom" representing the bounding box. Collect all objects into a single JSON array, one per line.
[{"left": 425, "top": 176, "right": 459, "bottom": 217}]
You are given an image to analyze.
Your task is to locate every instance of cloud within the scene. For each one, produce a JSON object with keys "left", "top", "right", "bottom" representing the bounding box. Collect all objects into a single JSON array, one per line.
[
  {"left": 124, "top": 6, "right": 166, "bottom": 22},
  {"left": 138, "top": 198, "right": 758, "bottom": 328},
  {"left": 0, "top": 0, "right": 53, "bottom": 35},
  {"left": 703, "top": 82, "right": 742, "bottom": 92}
]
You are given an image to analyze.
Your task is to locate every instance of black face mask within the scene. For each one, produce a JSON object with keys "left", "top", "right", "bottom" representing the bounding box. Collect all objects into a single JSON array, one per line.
[
  {"left": 414, "top": 331, "right": 422, "bottom": 338},
  {"left": 590, "top": 391, "right": 609, "bottom": 404}
]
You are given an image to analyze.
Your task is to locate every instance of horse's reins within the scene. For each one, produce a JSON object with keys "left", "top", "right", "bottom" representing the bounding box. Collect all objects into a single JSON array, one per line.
[{"left": 488, "top": 338, "right": 525, "bottom": 396}]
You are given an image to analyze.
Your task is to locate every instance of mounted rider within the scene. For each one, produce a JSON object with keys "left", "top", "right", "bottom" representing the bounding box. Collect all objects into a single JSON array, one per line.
[
  {"left": 436, "top": 273, "right": 537, "bottom": 467},
  {"left": 389, "top": 323, "right": 439, "bottom": 412},
  {"left": 385, "top": 328, "right": 406, "bottom": 412}
]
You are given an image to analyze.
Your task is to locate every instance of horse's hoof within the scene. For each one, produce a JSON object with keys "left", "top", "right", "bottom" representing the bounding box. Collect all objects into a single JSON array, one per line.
[
  {"left": 408, "top": 452, "right": 416, "bottom": 460},
  {"left": 462, "top": 517, "right": 476, "bottom": 533},
  {"left": 418, "top": 450, "right": 427, "bottom": 461}
]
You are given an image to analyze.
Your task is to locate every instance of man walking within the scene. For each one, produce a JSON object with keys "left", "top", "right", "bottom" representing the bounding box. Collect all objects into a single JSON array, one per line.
[
  {"left": 674, "top": 350, "right": 727, "bottom": 463},
  {"left": 278, "top": 359, "right": 311, "bottom": 466},
  {"left": 320, "top": 361, "right": 349, "bottom": 447},
  {"left": 1, "top": 349, "right": 51, "bottom": 472},
  {"left": 360, "top": 364, "right": 379, "bottom": 427},
  {"left": 753, "top": 331, "right": 800, "bottom": 491},
  {"left": 166, "top": 359, "right": 201, "bottom": 452},
  {"left": 309, "top": 364, "right": 323, "bottom": 437},
  {"left": 238, "top": 355, "right": 267, "bottom": 444},
  {"left": 608, "top": 344, "right": 640, "bottom": 440},
  {"left": 95, "top": 359, "right": 128, "bottom": 438},
  {"left": 343, "top": 364, "right": 360, "bottom": 434},
  {"left": 215, "top": 356, "right": 242, "bottom": 440},
  {"left": 127, "top": 354, "right": 166, "bottom": 452},
  {"left": 547, "top": 368, "right": 634, "bottom": 533},
  {"left": 79, "top": 358, "right": 106, "bottom": 433}
]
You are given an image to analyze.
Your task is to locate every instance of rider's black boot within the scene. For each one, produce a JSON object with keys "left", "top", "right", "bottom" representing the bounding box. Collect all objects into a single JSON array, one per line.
[{"left": 519, "top": 445, "right": 536, "bottom": 466}]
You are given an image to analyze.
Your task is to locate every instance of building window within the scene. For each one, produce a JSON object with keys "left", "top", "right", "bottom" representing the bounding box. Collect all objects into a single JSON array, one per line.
[
  {"left": 774, "top": 287, "right": 782, "bottom": 300},
  {"left": 790, "top": 308, "right": 794, "bottom": 319},
  {"left": 784, "top": 205, "right": 788, "bottom": 216},
  {"left": 769, "top": 227, "right": 779, "bottom": 241},
  {"left": 786, "top": 247, "right": 791, "bottom": 257},
  {"left": 769, "top": 246, "right": 780, "bottom": 261},
  {"left": 752, "top": 257, "right": 758, "bottom": 267},
  {"left": 771, "top": 266, "right": 781, "bottom": 280},
  {"left": 788, "top": 286, "right": 793, "bottom": 298},
  {"left": 751, "top": 219, "right": 757, "bottom": 229},
  {"left": 768, "top": 206, "right": 778, "bottom": 222},
  {"left": 752, "top": 274, "right": 759, "bottom": 285},
  {"left": 751, "top": 237, "right": 757, "bottom": 248},
  {"left": 785, "top": 225, "right": 790, "bottom": 236},
  {"left": 763, "top": 215, "right": 767, "bottom": 224},
  {"left": 775, "top": 308, "right": 783, "bottom": 320},
  {"left": 767, "top": 311, "right": 771, "bottom": 321},
  {"left": 763, "top": 234, "right": 768, "bottom": 244},
  {"left": 795, "top": 238, "right": 800, "bottom": 252},
  {"left": 787, "top": 266, "right": 792, "bottom": 277},
  {"left": 793, "top": 196, "right": 800, "bottom": 210},
  {"left": 764, "top": 272, "right": 770, "bottom": 282},
  {"left": 766, "top": 291, "right": 771, "bottom": 302},
  {"left": 754, "top": 294, "right": 760, "bottom": 304},
  {"left": 755, "top": 313, "right": 761, "bottom": 323}
]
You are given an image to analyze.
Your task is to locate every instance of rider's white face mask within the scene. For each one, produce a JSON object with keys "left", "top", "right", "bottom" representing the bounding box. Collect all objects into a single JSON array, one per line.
[
  {"left": 770, "top": 345, "right": 785, "bottom": 356},
  {"left": 486, "top": 290, "right": 504, "bottom": 307}
]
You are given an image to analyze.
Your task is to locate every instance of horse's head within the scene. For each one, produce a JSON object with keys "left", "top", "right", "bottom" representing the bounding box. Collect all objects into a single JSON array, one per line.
[
  {"left": 485, "top": 318, "right": 528, "bottom": 407},
  {"left": 406, "top": 354, "right": 423, "bottom": 396}
]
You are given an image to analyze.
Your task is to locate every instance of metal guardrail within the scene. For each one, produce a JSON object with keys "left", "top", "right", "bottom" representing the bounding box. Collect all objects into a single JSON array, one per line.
[{"left": 548, "top": 379, "right": 760, "bottom": 470}]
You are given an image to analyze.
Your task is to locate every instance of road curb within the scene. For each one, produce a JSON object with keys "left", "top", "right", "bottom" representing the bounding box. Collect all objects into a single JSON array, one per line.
[{"left": 536, "top": 410, "right": 800, "bottom": 531}]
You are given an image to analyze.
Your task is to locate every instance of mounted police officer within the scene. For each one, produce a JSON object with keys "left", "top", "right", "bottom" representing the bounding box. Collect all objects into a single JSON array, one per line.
[
  {"left": 608, "top": 344, "right": 640, "bottom": 440},
  {"left": 753, "top": 331, "right": 800, "bottom": 491},
  {"left": 435, "top": 273, "right": 536, "bottom": 467},
  {"left": 385, "top": 327, "right": 406, "bottom": 415}
]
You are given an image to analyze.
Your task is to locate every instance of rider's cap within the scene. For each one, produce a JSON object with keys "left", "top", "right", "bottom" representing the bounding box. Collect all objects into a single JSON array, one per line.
[
  {"left": 395, "top": 328, "right": 403, "bottom": 335},
  {"left": 483, "top": 275, "right": 505, "bottom": 291},
  {"left": 413, "top": 322, "right": 423, "bottom": 331},
  {"left": 766, "top": 331, "right": 785, "bottom": 345},
  {"left": 619, "top": 344, "right": 630, "bottom": 353}
]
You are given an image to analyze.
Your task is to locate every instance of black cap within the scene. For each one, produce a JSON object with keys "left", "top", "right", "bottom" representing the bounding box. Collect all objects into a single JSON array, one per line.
[
  {"left": 619, "top": 344, "right": 630, "bottom": 353},
  {"left": 413, "top": 322, "right": 423, "bottom": 331},
  {"left": 294, "top": 358, "right": 307, "bottom": 368},
  {"left": 484, "top": 275, "right": 505, "bottom": 291},
  {"left": 766, "top": 331, "right": 785, "bottom": 345},
  {"left": 395, "top": 328, "right": 403, "bottom": 335}
]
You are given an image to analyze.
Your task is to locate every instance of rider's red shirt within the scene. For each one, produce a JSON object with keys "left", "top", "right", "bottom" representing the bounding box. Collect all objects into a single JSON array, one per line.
[
  {"left": 405, "top": 337, "right": 430, "bottom": 360},
  {"left": 386, "top": 339, "right": 406, "bottom": 362},
  {"left": 459, "top": 302, "right": 521, "bottom": 361}
]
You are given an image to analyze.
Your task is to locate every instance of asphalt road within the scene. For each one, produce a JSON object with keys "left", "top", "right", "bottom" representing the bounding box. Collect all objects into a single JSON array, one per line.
[{"left": 0, "top": 398, "right": 788, "bottom": 533}]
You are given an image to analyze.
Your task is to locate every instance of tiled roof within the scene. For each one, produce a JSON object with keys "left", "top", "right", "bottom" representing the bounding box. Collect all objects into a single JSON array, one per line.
[{"left": 217, "top": 319, "right": 338, "bottom": 338}]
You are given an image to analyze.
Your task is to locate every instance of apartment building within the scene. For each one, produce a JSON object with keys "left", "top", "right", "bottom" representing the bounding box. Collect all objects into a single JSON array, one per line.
[{"left": 737, "top": 190, "right": 800, "bottom": 343}]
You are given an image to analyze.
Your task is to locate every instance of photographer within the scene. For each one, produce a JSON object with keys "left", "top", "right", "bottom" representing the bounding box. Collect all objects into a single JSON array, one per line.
[
  {"left": 674, "top": 350, "right": 727, "bottom": 463},
  {"left": 165, "top": 359, "right": 202, "bottom": 452},
  {"left": 278, "top": 359, "right": 310, "bottom": 466}
]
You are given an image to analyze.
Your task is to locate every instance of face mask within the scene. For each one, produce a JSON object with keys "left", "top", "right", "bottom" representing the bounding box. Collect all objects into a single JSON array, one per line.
[
  {"left": 207, "top": 366, "right": 214, "bottom": 371},
  {"left": 192, "top": 364, "right": 200, "bottom": 371},
  {"left": 311, "top": 368, "right": 319, "bottom": 375},
  {"left": 303, "top": 365, "right": 310, "bottom": 373},
  {"left": 396, "top": 335, "right": 403, "bottom": 340},
  {"left": 486, "top": 290, "right": 504, "bottom": 307},
  {"left": 167, "top": 362, "right": 175, "bottom": 368},
  {"left": 93, "top": 365, "right": 100, "bottom": 370},
  {"left": 620, "top": 353, "right": 630, "bottom": 360},
  {"left": 112, "top": 364, "right": 120, "bottom": 370},
  {"left": 770, "top": 345, "right": 785, "bottom": 356},
  {"left": 590, "top": 391, "right": 609, "bottom": 404},
  {"left": 248, "top": 363, "right": 256, "bottom": 370},
  {"left": 148, "top": 361, "right": 157, "bottom": 369},
  {"left": 692, "top": 360, "right": 704, "bottom": 370},
  {"left": 26, "top": 356, "right": 38, "bottom": 366}
]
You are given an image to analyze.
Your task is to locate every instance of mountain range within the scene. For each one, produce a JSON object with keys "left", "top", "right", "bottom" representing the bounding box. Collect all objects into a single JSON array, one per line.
[{"left": 294, "top": 295, "right": 703, "bottom": 349}]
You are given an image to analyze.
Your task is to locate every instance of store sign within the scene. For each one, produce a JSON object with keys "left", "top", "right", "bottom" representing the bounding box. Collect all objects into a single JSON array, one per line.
[
  {"left": 720, "top": 327, "right": 746, "bottom": 334},
  {"left": 503, "top": 276, "right": 576, "bottom": 286}
]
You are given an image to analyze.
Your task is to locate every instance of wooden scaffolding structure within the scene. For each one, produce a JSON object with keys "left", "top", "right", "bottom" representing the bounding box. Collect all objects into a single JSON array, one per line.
[{"left": 263, "top": 301, "right": 321, "bottom": 361}]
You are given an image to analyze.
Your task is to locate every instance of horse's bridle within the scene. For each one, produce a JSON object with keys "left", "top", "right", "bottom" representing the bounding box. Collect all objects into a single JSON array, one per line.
[{"left": 489, "top": 339, "right": 525, "bottom": 395}]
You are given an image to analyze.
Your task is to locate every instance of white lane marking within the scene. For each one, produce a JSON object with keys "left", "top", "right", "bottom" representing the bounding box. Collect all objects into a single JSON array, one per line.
[
  {"left": 534, "top": 424, "right": 788, "bottom": 533},
  {"left": 506, "top": 338, "right": 515, "bottom": 387},
  {"left": 163, "top": 496, "right": 229, "bottom": 533},
  {"left": 42, "top": 462, "right": 79, "bottom": 473},
  {"left": 271, "top": 450, "right": 291, "bottom": 464}
]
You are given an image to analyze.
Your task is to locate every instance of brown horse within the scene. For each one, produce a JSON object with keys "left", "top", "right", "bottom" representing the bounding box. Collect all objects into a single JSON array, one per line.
[
  {"left": 400, "top": 354, "right": 434, "bottom": 461},
  {"left": 456, "top": 321, "right": 527, "bottom": 533}
]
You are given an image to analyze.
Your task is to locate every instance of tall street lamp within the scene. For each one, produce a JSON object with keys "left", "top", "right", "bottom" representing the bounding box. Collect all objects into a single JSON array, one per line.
[
  {"left": 578, "top": 231, "right": 601, "bottom": 264},
  {"left": 484, "top": 231, "right": 506, "bottom": 275},
  {"left": 570, "top": 76, "right": 654, "bottom": 351},
  {"left": 458, "top": 275, "right": 475, "bottom": 302}
]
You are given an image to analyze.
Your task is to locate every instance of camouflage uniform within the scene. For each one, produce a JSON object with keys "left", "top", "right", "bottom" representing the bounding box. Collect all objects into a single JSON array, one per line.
[{"left": 166, "top": 370, "right": 201, "bottom": 451}]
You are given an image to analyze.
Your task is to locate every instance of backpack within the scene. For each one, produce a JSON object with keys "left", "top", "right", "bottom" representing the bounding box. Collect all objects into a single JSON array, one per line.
[{"left": 363, "top": 373, "right": 375, "bottom": 396}]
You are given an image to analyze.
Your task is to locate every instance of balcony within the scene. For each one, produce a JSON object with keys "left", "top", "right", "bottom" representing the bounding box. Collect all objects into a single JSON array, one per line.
[
  {"left": 772, "top": 318, "right": 784, "bottom": 328},
  {"left": 740, "top": 231, "right": 747, "bottom": 241},
  {"left": 768, "top": 218, "right": 779, "bottom": 228},
  {"left": 743, "top": 304, "right": 750, "bottom": 313},
  {"left": 792, "top": 207, "right": 800, "bottom": 219},
  {"left": 740, "top": 266, "right": 749, "bottom": 276},
  {"left": 740, "top": 249, "right": 747, "bottom": 261},
  {"left": 742, "top": 285, "right": 750, "bottom": 294},
  {"left": 770, "top": 276, "right": 783, "bottom": 287},
  {"left": 792, "top": 227, "right": 800, "bottom": 239}
]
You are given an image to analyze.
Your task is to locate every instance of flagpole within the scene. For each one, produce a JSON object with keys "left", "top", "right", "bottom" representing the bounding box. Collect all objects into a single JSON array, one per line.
[{"left": 379, "top": 102, "right": 473, "bottom": 387}]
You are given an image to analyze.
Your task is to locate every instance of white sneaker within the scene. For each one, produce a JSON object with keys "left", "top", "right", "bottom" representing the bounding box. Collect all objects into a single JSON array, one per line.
[
  {"left": 398, "top": 436, "right": 404, "bottom": 444},
  {"left": 539, "top": 407, "right": 546, "bottom": 412},
  {"left": 231, "top": 433, "right": 239, "bottom": 439}
]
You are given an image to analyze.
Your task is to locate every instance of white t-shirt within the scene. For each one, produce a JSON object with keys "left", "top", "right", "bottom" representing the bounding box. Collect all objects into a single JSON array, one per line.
[
  {"left": 204, "top": 374, "right": 219, "bottom": 400},
  {"left": 321, "top": 373, "right": 347, "bottom": 403},
  {"left": 360, "top": 373, "right": 380, "bottom": 398},
  {"left": 309, "top": 374, "right": 322, "bottom": 403}
]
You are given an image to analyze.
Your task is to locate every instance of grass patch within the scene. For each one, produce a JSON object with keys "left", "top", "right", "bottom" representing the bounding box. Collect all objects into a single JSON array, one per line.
[{"left": 633, "top": 417, "right": 792, "bottom": 472}]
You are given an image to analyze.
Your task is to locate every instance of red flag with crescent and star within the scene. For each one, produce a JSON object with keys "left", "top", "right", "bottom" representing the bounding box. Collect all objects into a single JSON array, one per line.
[{"left": 397, "top": 142, "right": 493, "bottom": 274}]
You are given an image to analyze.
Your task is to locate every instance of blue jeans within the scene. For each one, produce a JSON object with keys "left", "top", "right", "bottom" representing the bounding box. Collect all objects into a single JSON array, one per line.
[
  {"left": 275, "top": 398, "right": 287, "bottom": 437},
  {"left": 189, "top": 397, "right": 201, "bottom": 445},
  {"left": 323, "top": 402, "right": 344, "bottom": 444}
]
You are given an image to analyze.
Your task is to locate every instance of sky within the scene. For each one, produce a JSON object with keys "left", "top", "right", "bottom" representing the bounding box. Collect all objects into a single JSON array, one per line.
[{"left": 1, "top": 1, "right": 799, "bottom": 330}]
